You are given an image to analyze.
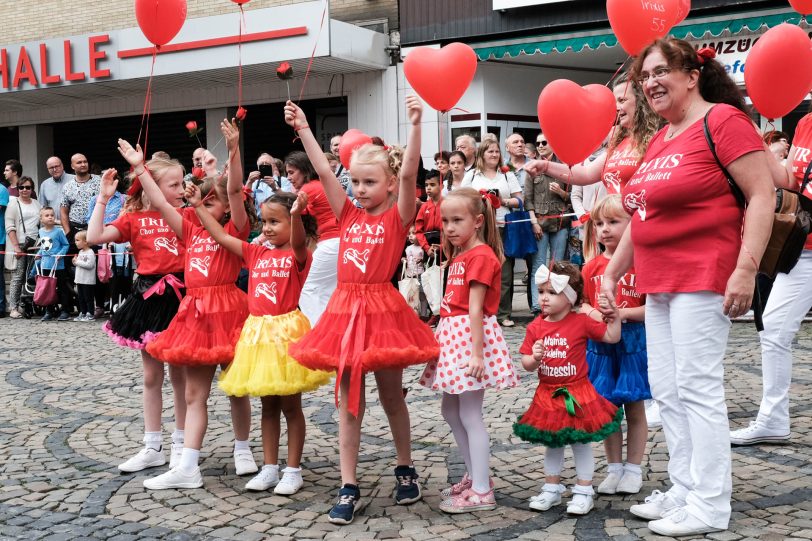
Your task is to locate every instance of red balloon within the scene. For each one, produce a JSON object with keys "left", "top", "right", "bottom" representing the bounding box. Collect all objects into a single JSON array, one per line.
[
  {"left": 745, "top": 24, "right": 812, "bottom": 120},
  {"left": 339, "top": 129, "right": 374, "bottom": 170},
  {"left": 675, "top": 0, "right": 691, "bottom": 24},
  {"left": 537, "top": 81, "right": 616, "bottom": 166},
  {"left": 404, "top": 43, "right": 477, "bottom": 112},
  {"left": 135, "top": 0, "right": 187, "bottom": 47},
  {"left": 231, "top": 0, "right": 251, "bottom": 4},
  {"left": 790, "top": 0, "right": 812, "bottom": 15},
  {"left": 607, "top": 0, "right": 681, "bottom": 56}
]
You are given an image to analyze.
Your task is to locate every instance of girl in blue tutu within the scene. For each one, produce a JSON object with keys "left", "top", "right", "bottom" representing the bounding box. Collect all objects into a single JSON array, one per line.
[{"left": 581, "top": 194, "right": 651, "bottom": 496}]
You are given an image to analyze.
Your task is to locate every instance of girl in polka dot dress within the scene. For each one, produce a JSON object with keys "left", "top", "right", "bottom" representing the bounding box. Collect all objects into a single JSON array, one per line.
[{"left": 420, "top": 187, "right": 518, "bottom": 513}]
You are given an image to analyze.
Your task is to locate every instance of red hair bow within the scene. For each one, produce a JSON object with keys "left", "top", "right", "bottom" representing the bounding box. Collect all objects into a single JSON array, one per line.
[
  {"left": 479, "top": 190, "right": 501, "bottom": 209},
  {"left": 696, "top": 47, "right": 717, "bottom": 65},
  {"left": 242, "top": 185, "right": 254, "bottom": 202}
]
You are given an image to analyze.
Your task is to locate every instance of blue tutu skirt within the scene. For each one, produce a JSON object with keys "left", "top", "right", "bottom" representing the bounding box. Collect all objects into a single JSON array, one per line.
[{"left": 586, "top": 321, "right": 651, "bottom": 405}]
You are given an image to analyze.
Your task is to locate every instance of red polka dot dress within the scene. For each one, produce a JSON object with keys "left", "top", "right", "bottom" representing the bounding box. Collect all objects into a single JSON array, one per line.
[{"left": 419, "top": 245, "right": 518, "bottom": 393}]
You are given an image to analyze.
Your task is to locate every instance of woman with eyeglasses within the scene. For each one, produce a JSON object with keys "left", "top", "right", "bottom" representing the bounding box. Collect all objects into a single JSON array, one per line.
[
  {"left": 4, "top": 177, "right": 41, "bottom": 318},
  {"left": 599, "top": 38, "right": 775, "bottom": 537}
]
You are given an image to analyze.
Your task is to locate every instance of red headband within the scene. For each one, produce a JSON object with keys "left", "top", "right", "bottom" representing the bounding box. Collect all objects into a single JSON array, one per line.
[
  {"left": 696, "top": 47, "right": 717, "bottom": 65},
  {"left": 479, "top": 190, "right": 501, "bottom": 209}
]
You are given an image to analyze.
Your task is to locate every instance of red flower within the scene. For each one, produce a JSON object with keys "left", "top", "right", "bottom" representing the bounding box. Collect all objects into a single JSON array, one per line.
[
  {"left": 236, "top": 107, "right": 247, "bottom": 121},
  {"left": 185, "top": 120, "right": 197, "bottom": 132},
  {"left": 192, "top": 166, "right": 205, "bottom": 180},
  {"left": 276, "top": 61, "right": 293, "bottom": 80},
  {"left": 500, "top": 165, "right": 510, "bottom": 173}
]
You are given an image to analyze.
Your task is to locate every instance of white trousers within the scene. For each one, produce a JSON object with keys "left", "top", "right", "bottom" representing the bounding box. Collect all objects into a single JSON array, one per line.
[
  {"left": 299, "top": 237, "right": 339, "bottom": 326},
  {"left": 756, "top": 249, "right": 812, "bottom": 431},
  {"left": 646, "top": 292, "right": 732, "bottom": 529}
]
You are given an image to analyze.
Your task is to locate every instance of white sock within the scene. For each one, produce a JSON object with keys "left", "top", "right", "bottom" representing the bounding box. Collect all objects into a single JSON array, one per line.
[
  {"left": 179, "top": 448, "right": 200, "bottom": 474},
  {"left": 624, "top": 463, "right": 642, "bottom": 475},
  {"left": 607, "top": 462, "right": 623, "bottom": 474},
  {"left": 172, "top": 429, "right": 185, "bottom": 445},
  {"left": 234, "top": 439, "right": 250, "bottom": 452},
  {"left": 144, "top": 431, "right": 162, "bottom": 452},
  {"left": 282, "top": 466, "right": 302, "bottom": 474}
]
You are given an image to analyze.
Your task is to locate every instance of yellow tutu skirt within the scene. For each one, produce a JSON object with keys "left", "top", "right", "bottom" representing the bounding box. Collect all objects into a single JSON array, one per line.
[{"left": 218, "top": 311, "right": 333, "bottom": 397}]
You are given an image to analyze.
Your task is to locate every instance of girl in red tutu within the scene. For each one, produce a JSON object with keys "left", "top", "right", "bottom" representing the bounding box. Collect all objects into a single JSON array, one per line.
[
  {"left": 283, "top": 97, "right": 439, "bottom": 525},
  {"left": 117, "top": 120, "right": 258, "bottom": 491},
  {"left": 514, "top": 262, "right": 622, "bottom": 516},
  {"left": 419, "top": 188, "right": 518, "bottom": 514},
  {"left": 88, "top": 161, "right": 188, "bottom": 475},
  {"left": 195, "top": 189, "right": 331, "bottom": 495}
]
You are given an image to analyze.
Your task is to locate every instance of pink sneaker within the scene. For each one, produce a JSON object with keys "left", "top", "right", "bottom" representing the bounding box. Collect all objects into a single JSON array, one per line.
[
  {"left": 439, "top": 488, "right": 497, "bottom": 513},
  {"left": 440, "top": 473, "right": 472, "bottom": 497}
]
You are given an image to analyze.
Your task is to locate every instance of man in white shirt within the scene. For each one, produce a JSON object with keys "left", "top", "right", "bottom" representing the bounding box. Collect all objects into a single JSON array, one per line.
[{"left": 39, "top": 156, "right": 75, "bottom": 226}]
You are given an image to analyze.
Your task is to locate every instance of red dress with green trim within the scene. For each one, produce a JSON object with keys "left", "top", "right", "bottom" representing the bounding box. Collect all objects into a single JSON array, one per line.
[{"left": 513, "top": 312, "right": 623, "bottom": 448}]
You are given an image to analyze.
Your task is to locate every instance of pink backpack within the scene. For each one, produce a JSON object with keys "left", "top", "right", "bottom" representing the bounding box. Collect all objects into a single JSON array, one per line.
[{"left": 97, "top": 247, "right": 112, "bottom": 283}]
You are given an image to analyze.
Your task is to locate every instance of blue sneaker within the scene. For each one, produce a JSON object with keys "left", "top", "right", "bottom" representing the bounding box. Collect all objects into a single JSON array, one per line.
[
  {"left": 328, "top": 484, "right": 362, "bottom": 525},
  {"left": 394, "top": 465, "right": 422, "bottom": 505},
  {"left": 40, "top": 312, "right": 54, "bottom": 322}
]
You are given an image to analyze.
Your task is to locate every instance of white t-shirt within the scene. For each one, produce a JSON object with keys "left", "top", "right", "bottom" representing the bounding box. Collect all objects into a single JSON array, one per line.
[{"left": 461, "top": 169, "right": 522, "bottom": 223}]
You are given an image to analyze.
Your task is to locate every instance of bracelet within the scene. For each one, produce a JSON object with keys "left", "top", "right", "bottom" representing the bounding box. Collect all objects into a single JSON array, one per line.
[
  {"left": 134, "top": 167, "right": 146, "bottom": 177},
  {"left": 96, "top": 197, "right": 109, "bottom": 205},
  {"left": 295, "top": 124, "right": 310, "bottom": 132}
]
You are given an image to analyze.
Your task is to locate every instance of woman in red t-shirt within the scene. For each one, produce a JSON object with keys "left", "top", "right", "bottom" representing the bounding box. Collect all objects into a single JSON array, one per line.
[
  {"left": 601, "top": 38, "right": 775, "bottom": 537},
  {"left": 730, "top": 104, "right": 812, "bottom": 447},
  {"left": 88, "top": 157, "right": 188, "bottom": 476},
  {"left": 284, "top": 151, "right": 340, "bottom": 326}
]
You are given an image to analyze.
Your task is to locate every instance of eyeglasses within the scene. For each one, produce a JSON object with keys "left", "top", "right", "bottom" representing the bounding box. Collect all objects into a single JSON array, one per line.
[
  {"left": 636, "top": 66, "right": 677, "bottom": 85},
  {"left": 18, "top": 186, "right": 33, "bottom": 190},
  {"left": 537, "top": 140, "right": 547, "bottom": 146},
  {"left": 47, "top": 165, "right": 62, "bottom": 171}
]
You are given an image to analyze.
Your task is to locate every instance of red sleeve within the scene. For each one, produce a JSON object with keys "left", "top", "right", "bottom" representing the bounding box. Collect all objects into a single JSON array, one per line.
[
  {"left": 710, "top": 105, "right": 765, "bottom": 168},
  {"left": 241, "top": 241, "right": 258, "bottom": 268},
  {"left": 109, "top": 213, "right": 131, "bottom": 242},
  {"left": 581, "top": 259, "right": 597, "bottom": 305},
  {"left": 226, "top": 220, "right": 250, "bottom": 240},
  {"left": 465, "top": 253, "right": 499, "bottom": 288},
  {"left": 519, "top": 319, "right": 540, "bottom": 355},
  {"left": 583, "top": 314, "right": 608, "bottom": 341},
  {"left": 414, "top": 207, "right": 430, "bottom": 252}
]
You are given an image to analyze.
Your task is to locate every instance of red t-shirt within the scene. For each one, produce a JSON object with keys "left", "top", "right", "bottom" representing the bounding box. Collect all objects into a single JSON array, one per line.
[
  {"left": 520, "top": 312, "right": 606, "bottom": 384},
  {"left": 790, "top": 114, "right": 812, "bottom": 250},
  {"left": 337, "top": 200, "right": 408, "bottom": 283},
  {"left": 602, "top": 137, "right": 642, "bottom": 194},
  {"left": 441, "top": 244, "right": 501, "bottom": 317},
  {"left": 415, "top": 198, "right": 443, "bottom": 253},
  {"left": 242, "top": 243, "right": 311, "bottom": 316},
  {"left": 182, "top": 219, "right": 249, "bottom": 288},
  {"left": 300, "top": 181, "right": 339, "bottom": 241},
  {"left": 581, "top": 254, "right": 645, "bottom": 309},
  {"left": 622, "top": 104, "right": 763, "bottom": 295},
  {"left": 110, "top": 210, "right": 184, "bottom": 275}
]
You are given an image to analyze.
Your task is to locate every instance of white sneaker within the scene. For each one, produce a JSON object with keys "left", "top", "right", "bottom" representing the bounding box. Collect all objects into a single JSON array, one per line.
[
  {"left": 630, "top": 489, "right": 680, "bottom": 520},
  {"left": 529, "top": 483, "right": 565, "bottom": 511},
  {"left": 645, "top": 400, "right": 662, "bottom": 428},
  {"left": 73, "top": 313, "right": 87, "bottom": 322},
  {"left": 143, "top": 466, "right": 203, "bottom": 490},
  {"left": 729, "top": 421, "right": 790, "bottom": 445},
  {"left": 566, "top": 485, "right": 594, "bottom": 515},
  {"left": 169, "top": 443, "right": 183, "bottom": 470},
  {"left": 597, "top": 471, "right": 622, "bottom": 494},
  {"left": 648, "top": 507, "right": 722, "bottom": 536},
  {"left": 274, "top": 467, "right": 304, "bottom": 495},
  {"left": 245, "top": 465, "right": 279, "bottom": 491},
  {"left": 234, "top": 448, "right": 259, "bottom": 475},
  {"left": 615, "top": 470, "right": 643, "bottom": 494},
  {"left": 118, "top": 447, "right": 165, "bottom": 473}
]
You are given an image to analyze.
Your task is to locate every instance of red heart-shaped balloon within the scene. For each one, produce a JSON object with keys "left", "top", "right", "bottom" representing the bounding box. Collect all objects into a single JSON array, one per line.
[
  {"left": 404, "top": 43, "right": 477, "bottom": 112},
  {"left": 675, "top": 0, "right": 691, "bottom": 24},
  {"left": 339, "top": 129, "right": 374, "bottom": 170},
  {"left": 790, "top": 0, "right": 812, "bottom": 15},
  {"left": 745, "top": 23, "right": 812, "bottom": 120},
  {"left": 537, "top": 81, "right": 617, "bottom": 166},
  {"left": 607, "top": 0, "right": 681, "bottom": 56},
  {"left": 135, "top": 0, "right": 187, "bottom": 47}
]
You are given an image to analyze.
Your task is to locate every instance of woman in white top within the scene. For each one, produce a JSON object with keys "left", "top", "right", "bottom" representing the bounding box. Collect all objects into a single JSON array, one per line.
[
  {"left": 4, "top": 177, "right": 41, "bottom": 318},
  {"left": 461, "top": 139, "right": 523, "bottom": 326}
]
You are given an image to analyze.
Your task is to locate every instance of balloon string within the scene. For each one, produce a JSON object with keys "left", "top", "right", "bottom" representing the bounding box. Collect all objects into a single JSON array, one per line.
[
  {"left": 136, "top": 48, "right": 157, "bottom": 157},
  {"left": 297, "top": 0, "right": 328, "bottom": 103},
  {"left": 237, "top": 5, "right": 245, "bottom": 109},
  {"left": 606, "top": 55, "right": 632, "bottom": 87}
]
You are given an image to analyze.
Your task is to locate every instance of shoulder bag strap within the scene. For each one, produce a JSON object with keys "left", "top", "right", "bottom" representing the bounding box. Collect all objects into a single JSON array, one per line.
[
  {"left": 17, "top": 199, "right": 26, "bottom": 235},
  {"left": 801, "top": 157, "right": 812, "bottom": 194},
  {"left": 703, "top": 106, "right": 746, "bottom": 207}
]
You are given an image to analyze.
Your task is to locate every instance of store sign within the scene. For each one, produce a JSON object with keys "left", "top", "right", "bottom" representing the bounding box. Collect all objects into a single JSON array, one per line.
[
  {"left": 493, "top": 0, "right": 575, "bottom": 9},
  {"left": 0, "top": 36, "right": 111, "bottom": 90}
]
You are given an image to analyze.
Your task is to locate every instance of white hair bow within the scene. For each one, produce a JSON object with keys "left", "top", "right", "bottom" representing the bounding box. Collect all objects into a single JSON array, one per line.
[{"left": 535, "top": 264, "right": 578, "bottom": 306}]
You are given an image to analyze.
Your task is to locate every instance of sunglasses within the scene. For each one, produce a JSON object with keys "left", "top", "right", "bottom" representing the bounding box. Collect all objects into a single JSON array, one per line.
[
  {"left": 18, "top": 186, "right": 33, "bottom": 190},
  {"left": 536, "top": 140, "right": 548, "bottom": 146}
]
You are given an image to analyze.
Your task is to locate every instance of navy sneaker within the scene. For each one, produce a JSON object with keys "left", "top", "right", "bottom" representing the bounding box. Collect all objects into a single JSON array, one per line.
[
  {"left": 394, "top": 465, "right": 422, "bottom": 505},
  {"left": 328, "top": 484, "right": 362, "bottom": 525},
  {"left": 57, "top": 312, "right": 71, "bottom": 322},
  {"left": 41, "top": 312, "right": 54, "bottom": 322}
]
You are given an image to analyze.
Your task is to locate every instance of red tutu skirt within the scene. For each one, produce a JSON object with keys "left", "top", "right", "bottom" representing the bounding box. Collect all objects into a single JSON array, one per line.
[
  {"left": 289, "top": 282, "right": 439, "bottom": 416},
  {"left": 513, "top": 377, "right": 623, "bottom": 448},
  {"left": 146, "top": 283, "right": 248, "bottom": 366}
]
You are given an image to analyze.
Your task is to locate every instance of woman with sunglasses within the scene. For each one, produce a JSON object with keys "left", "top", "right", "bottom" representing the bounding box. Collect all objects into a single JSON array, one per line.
[{"left": 4, "top": 177, "right": 41, "bottom": 318}]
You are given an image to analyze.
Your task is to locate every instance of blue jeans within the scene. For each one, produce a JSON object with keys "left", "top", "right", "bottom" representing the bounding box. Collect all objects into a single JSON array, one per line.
[{"left": 528, "top": 228, "right": 569, "bottom": 312}]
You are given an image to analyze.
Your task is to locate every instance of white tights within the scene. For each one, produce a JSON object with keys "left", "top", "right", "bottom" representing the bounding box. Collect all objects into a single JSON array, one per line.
[
  {"left": 441, "top": 390, "right": 491, "bottom": 493},
  {"left": 544, "top": 444, "right": 594, "bottom": 482}
]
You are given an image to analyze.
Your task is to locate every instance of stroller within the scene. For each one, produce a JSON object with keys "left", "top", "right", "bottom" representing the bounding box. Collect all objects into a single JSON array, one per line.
[{"left": 19, "top": 246, "right": 45, "bottom": 318}]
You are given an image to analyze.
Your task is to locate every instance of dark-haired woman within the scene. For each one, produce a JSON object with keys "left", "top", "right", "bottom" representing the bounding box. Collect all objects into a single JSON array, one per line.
[
  {"left": 4, "top": 177, "right": 41, "bottom": 318},
  {"left": 285, "top": 151, "right": 340, "bottom": 325},
  {"left": 445, "top": 151, "right": 467, "bottom": 194},
  {"left": 601, "top": 38, "right": 774, "bottom": 537}
]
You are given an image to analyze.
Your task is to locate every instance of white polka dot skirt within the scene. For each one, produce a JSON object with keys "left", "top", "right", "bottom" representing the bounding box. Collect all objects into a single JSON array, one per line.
[{"left": 419, "top": 314, "right": 518, "bottom": 394}]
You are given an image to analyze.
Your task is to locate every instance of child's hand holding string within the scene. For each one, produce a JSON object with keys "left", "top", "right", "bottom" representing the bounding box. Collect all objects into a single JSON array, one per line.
[
  {"left": 291, "top": 191, "right": 308, "bottom": 216},
  {"left": 185, "top": 183, "right": 203, "bottom": 208}
]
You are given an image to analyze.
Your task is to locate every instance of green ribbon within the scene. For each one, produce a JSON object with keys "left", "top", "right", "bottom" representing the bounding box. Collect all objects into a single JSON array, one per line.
[{"left": 552, "top": 387, "right": 583, "bottom": 417}]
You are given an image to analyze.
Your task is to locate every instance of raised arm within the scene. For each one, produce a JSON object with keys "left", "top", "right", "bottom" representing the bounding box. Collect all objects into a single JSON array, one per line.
[
  {"left": 290, "top": 191, "right": 309, "bottom": 268},
  {"left": 222, "top": 118, "right": 248, "bottom": 231},
  {"left": 524, "top": 155, "right": 607, "bottom": 186},
  {"left": 186, "top": 183, "right": 244, "bottom": 258},
  {"left": 774, "top": 145, "right": 800, "bottom": 190},
  {"left": 283, "top": 101, "right": 345, "bottom": 217},
  {"left": 117, "top": 138, "right": 184, "bottom": 237},
  {"left": 87, "top": 169, "right": 123, "bottom": 245},
  {"left": 398, "top": 95, "right": 422, "bottom": 226}
]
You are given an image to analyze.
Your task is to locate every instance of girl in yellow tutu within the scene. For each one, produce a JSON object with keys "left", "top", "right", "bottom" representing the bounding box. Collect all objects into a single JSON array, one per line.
[{"left": 194, "top": 187, "right": 331, "bottom": 496}]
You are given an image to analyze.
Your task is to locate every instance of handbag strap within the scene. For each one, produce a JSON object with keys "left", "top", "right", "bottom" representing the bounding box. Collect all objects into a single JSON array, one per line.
[
  {"left": 702, "top": 106, "right": 746, "bottom": 207},
  {"left": 17, "top": 200, "right": 27, "bottom": 235},
  {"left": 801, "top": 158, "right": 812, "bottom": 194}
]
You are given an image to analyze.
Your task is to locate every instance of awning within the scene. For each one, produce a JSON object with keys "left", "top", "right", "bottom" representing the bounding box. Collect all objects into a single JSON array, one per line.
[{"left": 474, "top": 10, "right": 804, "bottom": 60}]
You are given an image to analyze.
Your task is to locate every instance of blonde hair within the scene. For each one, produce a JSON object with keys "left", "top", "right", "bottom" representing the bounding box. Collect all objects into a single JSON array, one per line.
[
  {"left": 583, "top": 194, "right": 630, "bottom": 261},
  {"left": 473, "top": 140, "right": 501, "bottom": 173},
  {"left": 610, "top": 73, "right": 662, "bottom": 156},
  {"left": 441, "top": 187, "right": 504, "bottom": 262},
  {"left": 351, "top": 143, "right": 403, "bottom": 178},
  {"left": 124, "top": 157, "right": 184, "bottom": 213},
  {"left": 74, "top": 230, "right": 88, "bottom": 243}
]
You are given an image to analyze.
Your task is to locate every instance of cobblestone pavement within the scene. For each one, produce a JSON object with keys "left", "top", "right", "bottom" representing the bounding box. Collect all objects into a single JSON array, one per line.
[{"left": 0, "top": 314, "right": 810, "bottom": 541}]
